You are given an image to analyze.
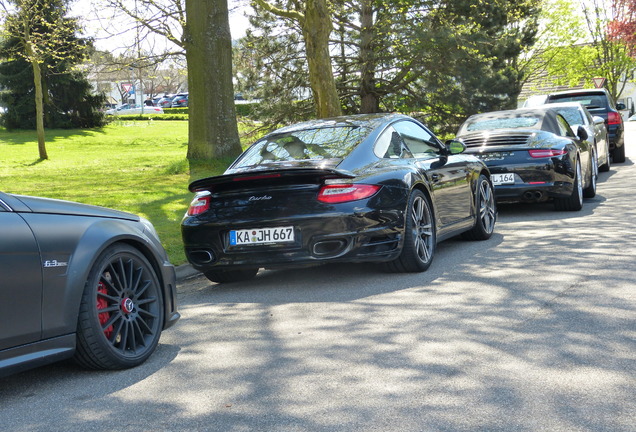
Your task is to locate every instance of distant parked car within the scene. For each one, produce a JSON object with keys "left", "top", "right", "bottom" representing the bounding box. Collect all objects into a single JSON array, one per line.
[
  {"left": 541, "top": 102, "right": 610, "bottom": 172},
  {"left": 171, "top": 93, "right": 188, "bottom": 107},
  {"left": 456, "top": 107, "right": 596, "bottom": 211},
  {"left": 105, "top": 104, "right": 164, "bottom": 115},
  {"left": 545, "top": 88, "right": 626, "bottom": 163},
  {"left": 0, "top": 191, "right": 180, "bottom": 377},
  {"left": 157, "top": 94, "right": 175, "bottom": 108},
  {"left": 522, "top": 94, "right": 548, "bottom": 108}
]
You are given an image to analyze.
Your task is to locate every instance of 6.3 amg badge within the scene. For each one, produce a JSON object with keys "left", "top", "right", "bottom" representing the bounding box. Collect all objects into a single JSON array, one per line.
[{"left": 43, "top": 260, "right": 68, "bottom": 268}]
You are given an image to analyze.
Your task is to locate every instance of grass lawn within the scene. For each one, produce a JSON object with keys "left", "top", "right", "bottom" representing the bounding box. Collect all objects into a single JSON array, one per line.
[{"left": 0, "top": 119, "right": 251, "bottom": 265}]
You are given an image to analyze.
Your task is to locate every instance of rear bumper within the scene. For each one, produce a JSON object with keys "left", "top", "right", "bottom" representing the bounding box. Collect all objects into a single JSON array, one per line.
[
  {"left": 182, "top": 210, "right": 405, "bottom": 271},
  {"left": 494, "top": 183, "right": 573, "bottom": 202},
  {"left": 487, "top": 160, "right": 575, "bottom": 202}
]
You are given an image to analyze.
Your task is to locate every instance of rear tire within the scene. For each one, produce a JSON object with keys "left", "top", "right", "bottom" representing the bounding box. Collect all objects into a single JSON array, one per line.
[
  {"left": 385, "top": 190, "right": 435, "bottom": 273},
  {"left": 75, "top": 244, "right": 164, "bottom": 370},
  {"left": 583, "top": 150, "right": 597, "bottom": 198},
  {"left": 204, "top": 268, "right": 258, "bottom": 283},
  {"left": 554, "top": 159, "right": 583, "bottom": 211},
  {"left": 462, "top": 174, "right": 496, "bottom": 241},
  {"left": 599, "top": 141, "right": 611, "bottom": 172},
  {"left": 613, "top": 142, "right": 626, "bottom": 163}
]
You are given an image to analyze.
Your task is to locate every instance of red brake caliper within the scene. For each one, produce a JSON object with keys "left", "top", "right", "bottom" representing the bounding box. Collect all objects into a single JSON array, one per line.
[{"left": 97, "top": 282, "right": 114, "bottom": 339}]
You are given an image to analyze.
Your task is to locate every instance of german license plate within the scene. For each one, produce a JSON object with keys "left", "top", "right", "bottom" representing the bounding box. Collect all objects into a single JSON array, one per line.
[
  {"left": 229, "top": 227, "right": 294, "bottom": 246},
  {"left": 491, "top": 173, "right": 515, "bottom": 185}
]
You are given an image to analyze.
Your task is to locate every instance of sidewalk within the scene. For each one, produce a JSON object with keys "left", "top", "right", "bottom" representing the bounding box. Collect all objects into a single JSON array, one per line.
[{"left": 175, "top": 264, "right": 200, "bottom": 282}]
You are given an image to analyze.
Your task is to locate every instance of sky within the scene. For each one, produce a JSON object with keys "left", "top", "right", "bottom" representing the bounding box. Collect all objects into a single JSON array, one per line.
[{"left": 67, "top": 0, "right": 252, "bottom": 53}]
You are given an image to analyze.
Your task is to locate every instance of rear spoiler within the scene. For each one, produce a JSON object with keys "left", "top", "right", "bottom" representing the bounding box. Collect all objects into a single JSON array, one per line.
[{"left": 189, "top": 167, "right": 356, "bottom": 192}]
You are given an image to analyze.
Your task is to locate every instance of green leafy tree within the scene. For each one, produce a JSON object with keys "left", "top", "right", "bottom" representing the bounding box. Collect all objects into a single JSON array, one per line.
[
  {"left": 252, "top": 0, "right": 342, "bottom": 118},
  {"left": 237, "top": 0, "right": 538, "bottom": 133},
  {"left": 0, "top": 0, "right": 105, "bottom": 159},
  {"left": 233, "top": 13, "right": 314, "bottom": 127},
  {"left": 533, "top": 0, "right": 636, "bottom": 101}
]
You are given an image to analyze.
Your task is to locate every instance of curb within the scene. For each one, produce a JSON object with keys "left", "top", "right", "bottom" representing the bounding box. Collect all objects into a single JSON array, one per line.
[{"left": 175, "top": 263, "right": 200, "bottom": 282}]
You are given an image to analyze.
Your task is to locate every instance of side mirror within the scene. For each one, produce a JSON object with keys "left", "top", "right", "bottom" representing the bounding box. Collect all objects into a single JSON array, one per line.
[
  {"left": 576, "top": 125, "right": 589, "bottom": 141},
  {"left": 445, "top": 139, "right": 467, "bottom": 155},
  {"left": 592, "top": 115, "right": 604, "bottom": 125},
  {"left": 617, "top": 102, "right": 626, "bottom": 110}
]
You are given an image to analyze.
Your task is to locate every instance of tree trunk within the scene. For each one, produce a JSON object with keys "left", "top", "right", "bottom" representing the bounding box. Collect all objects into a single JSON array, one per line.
[
  {"left": 359, "top": 0, "right": 378, "bottom": 113},
  {"left": 28, "top": 54, "right": 48, "bottom": 160},
  {"left": 303, "top": 0, "right": 342, "bottom": 118},
  {"left": 184, "top": 0, "right": 242, "bottom": 161}
]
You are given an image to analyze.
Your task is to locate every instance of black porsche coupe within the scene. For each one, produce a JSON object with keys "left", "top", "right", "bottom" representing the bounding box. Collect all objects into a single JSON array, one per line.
[
  {"left": 181, "top": 113, "right": 497, "bottom": 283},
  {"left": 0, "top": 192, "right": 180, "bottom": 377},
  {"left": 455, "top": 107, "right": 596, "bottom": 211}
]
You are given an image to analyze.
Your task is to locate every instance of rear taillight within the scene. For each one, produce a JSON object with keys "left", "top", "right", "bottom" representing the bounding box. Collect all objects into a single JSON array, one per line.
[
  {"left": 317, "top": 184, "right": 381, "bottom": 203},
  {"left": 187, "top": 193, "right": 211, "bottom": 216},
  {"left": 528, "top": 149, "right": 567, "bottom": 158},
  {"left": 607, "top": 111, "right": 622, "bottom": 125}
]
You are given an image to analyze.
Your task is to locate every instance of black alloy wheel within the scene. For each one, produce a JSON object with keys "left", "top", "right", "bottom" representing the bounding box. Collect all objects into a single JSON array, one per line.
[
  {"left": 385, "top": 189, "right": 436, "bottom": 273},
  {"left": 204, "top": 268, "right": 259, "bottom": 284},
  {"left": 463, "top": 174, "right": 496, "bottom": 240},
  {"left": 75, "top": 244, "right": 164, "bottom": 370},
  {"left": 554, "top": 159, "right": 583, "bottom": 211}
]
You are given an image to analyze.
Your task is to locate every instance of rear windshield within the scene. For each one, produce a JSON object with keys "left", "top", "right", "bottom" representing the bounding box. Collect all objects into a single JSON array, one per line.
[
  {"left": 234, "top": 126, "right": 370, "bottom": 168},
  {"left": 465, "top": 116, "right": 540, "bottom": 132},
  {"left": 549, "top": 94, "right": 607, "bottom": 109},
  {"left": 551, "top": 107, "right": 584, "bottom": 126}
]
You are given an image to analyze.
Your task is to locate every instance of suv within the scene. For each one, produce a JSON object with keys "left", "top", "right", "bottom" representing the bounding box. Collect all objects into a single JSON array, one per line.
[
  {"left": 171, "top": 93, "right": 189, "bottom": 107},
  {"left": 545, "top": 88, "right": 626, "bottom": 163}
]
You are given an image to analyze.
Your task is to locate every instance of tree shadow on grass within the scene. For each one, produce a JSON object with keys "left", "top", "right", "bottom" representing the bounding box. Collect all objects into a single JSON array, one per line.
[{"left": 0, "top": 127, "right": 106, "bottom": 146}]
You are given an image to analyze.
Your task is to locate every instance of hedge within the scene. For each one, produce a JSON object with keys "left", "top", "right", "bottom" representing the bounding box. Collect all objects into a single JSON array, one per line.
[
  {"left": 109, "top": 102, "right": 261, "bottom": 122},
  {"left": 111, "top": 114, "right": 189, "bottom": 121}
]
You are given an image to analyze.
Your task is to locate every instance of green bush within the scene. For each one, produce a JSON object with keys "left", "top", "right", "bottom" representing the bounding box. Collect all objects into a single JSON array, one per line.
[
  {"left": 162, "top": 103, "right": 261, "bottom": 118},
  {"left": 113, "top": 114, "right": 188, "bottom": 121},
  {"left": 163, "top": 107, "right": 189, "bottom": 114},
  {"left": 235, "top": 102, "right": 260, "bottom": 117}
]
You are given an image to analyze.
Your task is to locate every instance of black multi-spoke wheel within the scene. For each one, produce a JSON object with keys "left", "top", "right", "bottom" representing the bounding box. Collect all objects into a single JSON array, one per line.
[
  {"left": 463, "top": 174, "right": 496, "bottom": 240},
  {"left": 554, "top": 159, "right": 583, "bottom": 211},
  {"left": 385, "top": 190, "right": 436, "bottom": 273},
  {"left": 75, "top": 244, "right": 164, "bottom": 370}
]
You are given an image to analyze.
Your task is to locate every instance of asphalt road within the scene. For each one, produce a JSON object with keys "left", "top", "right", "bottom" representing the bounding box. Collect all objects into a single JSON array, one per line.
[{"left": 2, "top": 126, "right": 636, "bottom": 432}]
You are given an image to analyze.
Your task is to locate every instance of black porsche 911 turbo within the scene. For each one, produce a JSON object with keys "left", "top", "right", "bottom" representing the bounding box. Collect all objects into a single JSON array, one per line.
[
  {"left": 455, "top": 107, "right": 596, "bottom": 211},
  {"left": 181, "top": 113, "right": 497, "bottom": 283},
  {"left": 0, "top": 192, "right": 180, "bottom": 377}
]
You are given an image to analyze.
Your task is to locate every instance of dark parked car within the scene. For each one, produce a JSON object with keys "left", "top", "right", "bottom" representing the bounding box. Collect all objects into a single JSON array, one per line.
[
  {"left": 545, "top": 88, "right": 626, "bottom": 163},
  {"left": 0, "top": 192, "right": 180, "bottom": 377},
  {"left": 182, "top": 113, "right": 497, "bottom": 283},
  {"left": 157, "top": 94, "right": 175, "bottom": 108},
  {"left": 456, "top": 107, "right": 596, "bottom": 211},
  {"left": 171, "top": 93, "right": 188, "bottom": 107},
  {"left": 541, "top": 101, "right": 610, "bottom": 172}
]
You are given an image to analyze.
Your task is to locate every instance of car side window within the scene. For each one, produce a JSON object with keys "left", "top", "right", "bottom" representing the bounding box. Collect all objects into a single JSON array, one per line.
[
  {"left": 556, "top": 115, "right": 575, "bottom": 137},
  {"left": 374, "top": 126, "right": 413, "bottom": 159},
  {"left": 392, "top": 120, "right": 442, "bottom": 158}
]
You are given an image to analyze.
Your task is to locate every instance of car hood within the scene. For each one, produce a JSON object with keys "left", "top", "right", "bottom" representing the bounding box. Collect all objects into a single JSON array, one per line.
[{"left": 12, "top": 194, "right": 139, "bottom": 220}]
